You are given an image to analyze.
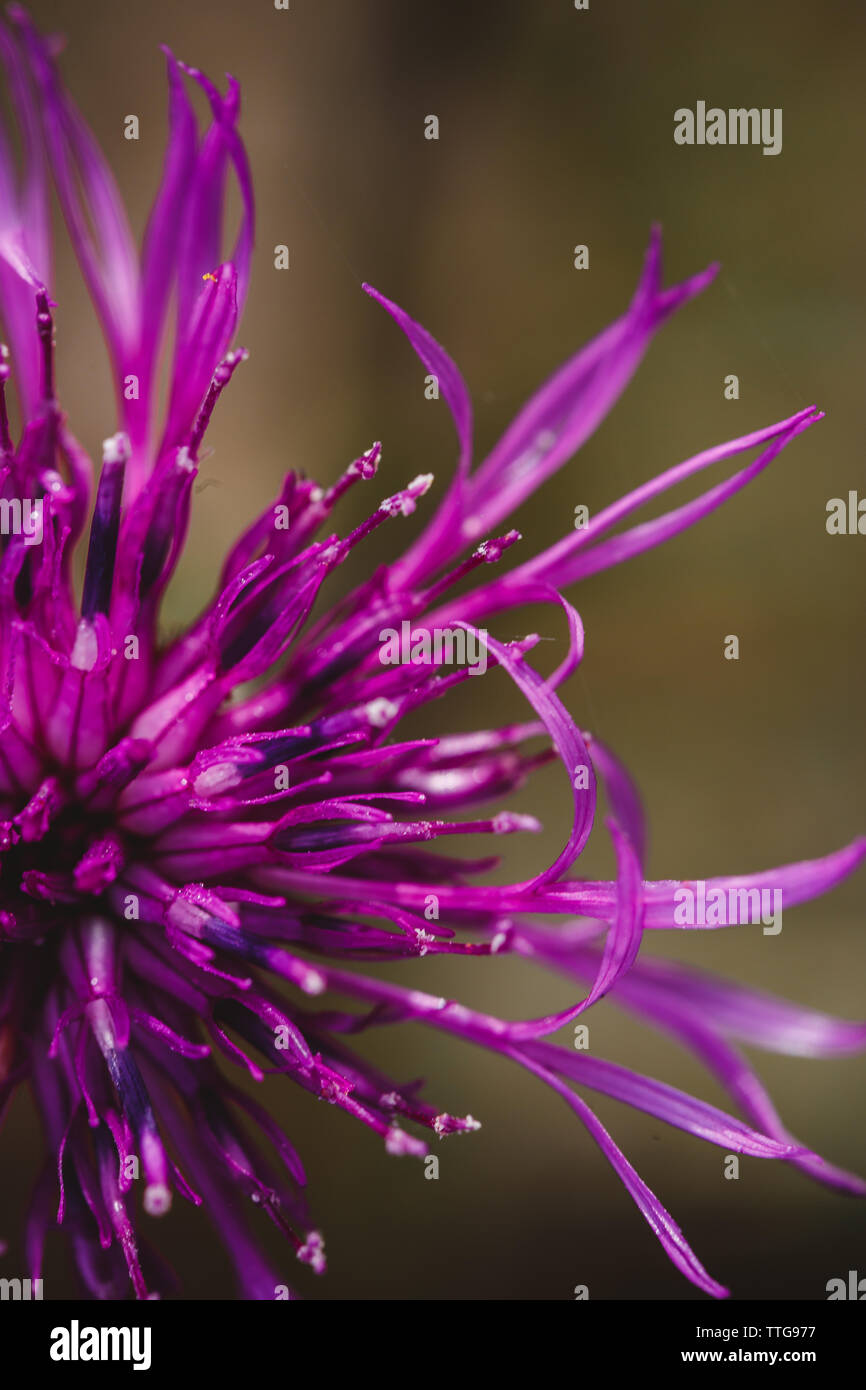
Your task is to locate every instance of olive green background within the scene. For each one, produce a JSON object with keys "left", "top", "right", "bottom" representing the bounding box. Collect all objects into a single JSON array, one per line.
[{"left": 0, "top": 0, "right": 863, "bottom": 1300}]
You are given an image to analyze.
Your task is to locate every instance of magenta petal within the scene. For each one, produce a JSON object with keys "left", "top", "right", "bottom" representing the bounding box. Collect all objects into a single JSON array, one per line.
[
  {"left": 463, "top": 230, "right": 716, "bottom": 544},
  {"left": 641, "top": 838, "right": 866, "bottom": 928},
  {"left": 162, "top": 263, "right": 239, "bottom": 451},
  {"left": 519, "top": 930, "right": 866, "bottom": 1195},
  {"left": 363, "top": 280, "right": 473, "bottom": 585},
  {"left": 508, "top": 1046, "right": 729, "bottom": 1298},
  {"left": 0, "top": 22, "right": 50, "bottom": 416},
  {"left": 583, "top": 818, "right": 644, "bottom": 1007},
  {"left": 13, "top": 9, "right": 140, "bottom": 367},
  {"left": 588, "top": 735, "right": 648, "bottom": 869},
  {"left": 466, "top": 624, "right": 596, "bottom": 887},
  {"left": 606, "top": 952, "right": 866, "bottom": 1058},
  {"left": 176, "top": 66, "right": 255, "bottom": 329},
  {"left": 502, "top": 816, "right": 642, "bottom": 1040},
  {"left": 522, "top": 1040, "right": 805, "bottom": 1159},
  {"left": 556, "top": 410, "right": 823, "bottom": 586},
  {"left": 138, "top": 49, "right": 198, "bottom": 390}
]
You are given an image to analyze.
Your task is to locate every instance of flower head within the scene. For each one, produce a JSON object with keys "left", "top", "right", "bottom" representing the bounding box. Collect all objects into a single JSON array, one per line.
[{"left": 0, "top": 11, "right": 863, "bottom": 1300}]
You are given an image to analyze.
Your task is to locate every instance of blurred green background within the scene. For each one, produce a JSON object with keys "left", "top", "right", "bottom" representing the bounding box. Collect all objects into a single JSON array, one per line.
[{"left": 0, "top": 0, "right": 863, "bottom": 1300}]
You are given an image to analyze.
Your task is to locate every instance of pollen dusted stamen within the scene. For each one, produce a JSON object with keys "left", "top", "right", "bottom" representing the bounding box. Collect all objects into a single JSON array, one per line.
[
  {"left": 80, "top": 434, "right": 129, "bottom": 620},
  {"left": 35, "top": 289, "right": 55, "bottom": 402},
  {"left": 189, "top": 347, "right": 249, "bottom": 460},
  {"left": 0, "top": 344, "right": 13, "bottom": 456},
  {"left": 136, "top": 446, "right": 197, "bottom": 602}
]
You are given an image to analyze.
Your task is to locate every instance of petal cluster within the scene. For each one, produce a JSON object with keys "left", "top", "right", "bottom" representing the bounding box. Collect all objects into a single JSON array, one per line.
[{"left": 0, "top": 10, "right": 862, "bottom": 1300}]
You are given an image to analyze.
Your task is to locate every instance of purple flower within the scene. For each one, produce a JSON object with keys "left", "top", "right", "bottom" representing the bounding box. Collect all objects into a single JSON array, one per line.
[{"left": 0, "top": 10, "right": 863, "bottom": 1301}]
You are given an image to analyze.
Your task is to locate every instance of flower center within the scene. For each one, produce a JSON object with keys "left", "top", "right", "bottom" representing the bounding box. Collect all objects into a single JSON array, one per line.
[{"left": 1, "top": 784, "right": 129, "bottom": 936}]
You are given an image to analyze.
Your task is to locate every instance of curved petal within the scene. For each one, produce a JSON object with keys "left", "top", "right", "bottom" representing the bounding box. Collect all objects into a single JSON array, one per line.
[
  {"left": 12, "top": 9, "right": 140, "bottom": 368},
  {"left": 588, "top": 734, "right": 647, "bottom": 869},
  {"left": 363, "top": 280, "right": 473, "bottom": 585},
  {"left": 377, "top": 228, "right": 717, "bottom": 588},
  {"left": 505, "top": 1045, "right": 729, "bottom": 1298},
  {"left": 463, "top": 624, "right": 595, "bottom": 886},
  {"left": 522, "top": 1040, "right": 805, "bottom": 1159}
]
